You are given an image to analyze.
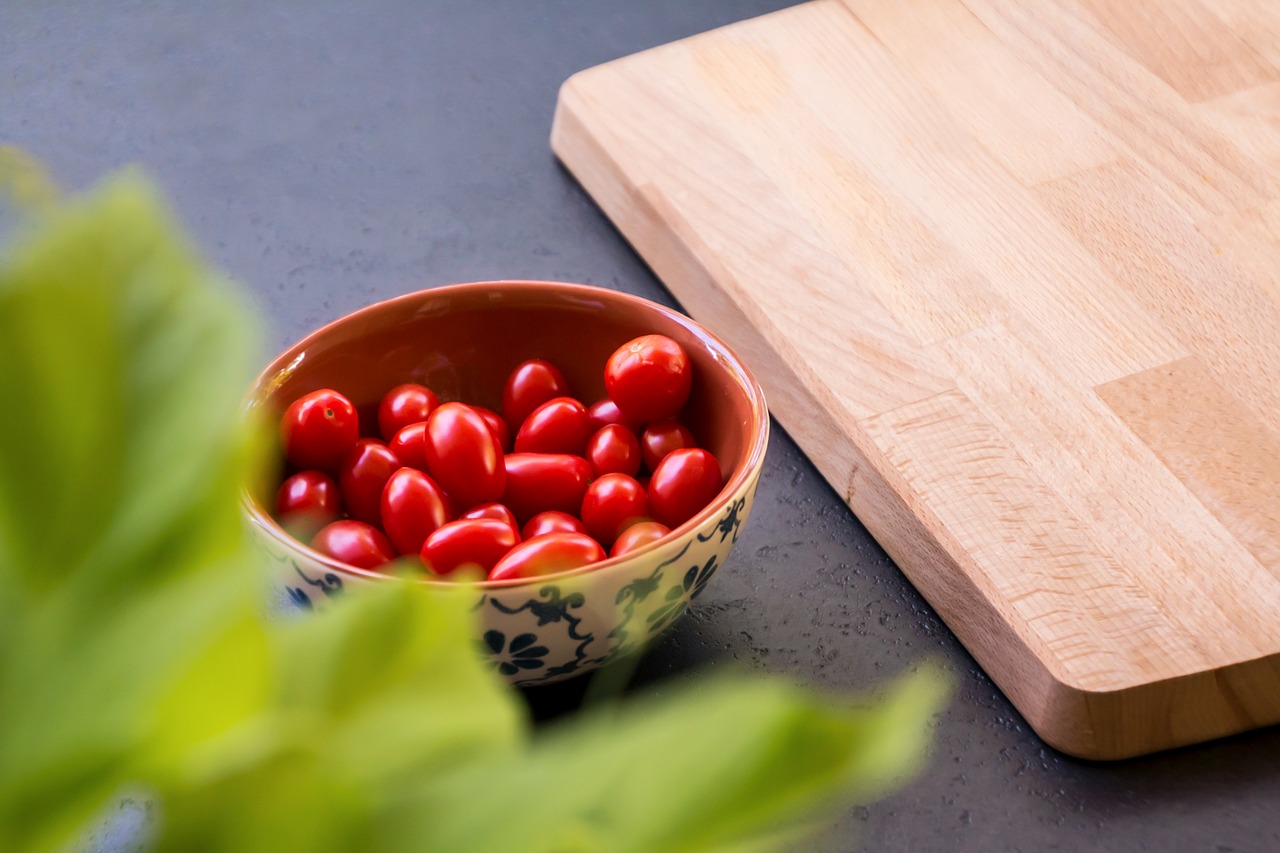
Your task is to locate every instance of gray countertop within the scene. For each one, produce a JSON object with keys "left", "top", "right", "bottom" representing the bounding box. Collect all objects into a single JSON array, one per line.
[{"left": 5, "top": 2, "right": 1277, "bottom": 850}]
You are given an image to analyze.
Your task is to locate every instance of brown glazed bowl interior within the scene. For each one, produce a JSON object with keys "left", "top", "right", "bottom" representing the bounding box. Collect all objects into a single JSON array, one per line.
[{"left": 244, "top": 280, "right": 768, "bottom": 587}]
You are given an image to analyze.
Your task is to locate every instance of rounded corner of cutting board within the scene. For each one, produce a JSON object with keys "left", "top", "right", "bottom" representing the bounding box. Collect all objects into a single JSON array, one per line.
[
  {"left": 1019, "top": 676, "right": 1133, "bottom": 761},
  {"left": 1019, "top": 654, "right": 1280, "bottom": 761}
]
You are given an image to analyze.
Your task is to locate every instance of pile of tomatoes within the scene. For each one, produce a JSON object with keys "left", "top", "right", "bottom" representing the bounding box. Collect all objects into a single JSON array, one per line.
[{"left": 273, "top": 334, "right": 725, "bottom": 582}]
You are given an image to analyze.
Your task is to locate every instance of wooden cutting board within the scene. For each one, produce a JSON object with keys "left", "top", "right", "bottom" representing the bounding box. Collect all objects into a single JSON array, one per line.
[{"left": 551, "top": 0, "right": 1280, "bottom": 759}]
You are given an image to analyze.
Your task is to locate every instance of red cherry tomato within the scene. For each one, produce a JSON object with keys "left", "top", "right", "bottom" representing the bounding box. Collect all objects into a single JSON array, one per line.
[
  {"left": 377, "top": 383, "right": 439, "bottom": 441},
  {"left": 640, "top": 419, "right": 696, "bottom": 472},
  {"left": 388, "top": 421, "right": 430, "bottom": 472},
  {"left": 585, "top": 423, "right": 642, "bottom": 478},
  {"left": 488, "top": 532, "right": 605, "bottom": 582},
  {"left": 604, "top": 335, "right": 692, "bottom": 423},
  {"left": 311, "top": 520, "right": 395, "bottom": 570},
  {"left": 581, "top": 473, "right": 649, "bottom": 547},
  {"left": 501, "top": 453, "right": 593, "bottom": 522},
  {"left": 648, "top": 448, "right": 723, "bottom": 529},
  {"left": 522, "top": 510, "right": 587, "bottom": 540},
  {"left": 514, "top": 396, "right": 591, "bottom": 455},
  {"left": 381, "top": 467, "right": 452, "bottom": 556},
  {"left": 281, "top": 389, "right": 359, "bottom": 471},
  {"left": 423, "top": 403, "right": 506, "bottom": 509},
  {"left": 502, "top": 359, "right": 570, "bottom": 432},
  {"left": 472, "top": 405, "right": 512, "bottom": 453},
  {"left": 609, "top": 520, "right": 671, "bottom": 558},
  {"left": 586, "top": 397, "right": 641, "bottom": 433},
  {"left": 338, "top": 438, "right": 399, "bottom": 525},
  {"left": 420, "top": 518, "right": 519, "bottom": 578},
  {"left": 461, "top": 502, "right": 520, "bottom": 532},
  {"left": 275, "top": 470, "right": 340, "bottom": 526}
]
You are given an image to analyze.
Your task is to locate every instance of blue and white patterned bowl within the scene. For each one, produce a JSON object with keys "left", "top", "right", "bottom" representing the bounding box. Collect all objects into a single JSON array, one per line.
[{"left": 243, "top": 281, "right": 768, "bottom": 685}]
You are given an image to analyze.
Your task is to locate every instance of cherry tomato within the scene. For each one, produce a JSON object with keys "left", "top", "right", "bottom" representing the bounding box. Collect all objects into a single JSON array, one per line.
[
  {"left": 472, "top": 405, "right": 512, "bottom": 453},
  {"left": 338, "top": 438, "right": 399, "bottom": 525},
  {"left": 488, "top": 532, "right": 605, "bottom": 582},
  {"left": 502, "top": 453, "right": 593, "bottom": 522},
  {"left": 420, "top": 518, "right": 519, "bottom": 578},
  {"left": 423, "top": 403, "right": 506, "bottom": 509},
  {"left": 640, "top": 419, "right": 695, "bottom": 472},
  {"left": 275, "top": 470, "right": 340, "bottom": 527},
  {"left": 381, "top": 467, "right": 452, "bottom": 556},
  {"left": 585, "top": 423, "right": 642, "bottom": 478},
  {"left": 514, "top": 396, "right": 591, "bottom": 455},
  {"left": 461, "top": 502, "right": 520, "bottom": 532},
  {"left": 377, "top": 383, "right": 439, "bottom": 441},
  {"left": 311, "top": 520, "right": 395, "bottom": 569},
  {"left": 648, "top": 448, "right": 723, "bottom": 529},
  {"left": 502, "top": 359, "right": 570, "bottom": 432},
  {"left": 388, "top": 421, "right": 430, "bottom": 472},
  {"left": 586, "top": 397, "right": 640, "bottom": 433},
  {"left": 609, "top": 520, "right": 671, "bottom": 558},
  {"left": 581, "top": 473, "right": 649, "bottom": 547},
  {"left": 281, "top": 388, "right": 359, "bottom": 471},
  {"left": 604, "top": 335, "right": 692, "bottom": 423},
  {"left": 522, "top": 510, "right": 587, "bottom": 540}
]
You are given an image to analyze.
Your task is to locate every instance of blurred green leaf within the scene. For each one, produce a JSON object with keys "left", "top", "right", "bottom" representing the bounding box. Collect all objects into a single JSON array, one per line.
[
  {"left": 0, "top": 170, "right": 947, "bottom": 853},
  {"left": 153, "top": 582, "right": 526, "bottom": 853},
  {"left": 372, "top": 665, "right": 947, "bottom": 853},
  {"left": 0, "top": 172, "right": 267, "bottom": 851},
  {"left": 269, "top": 582, "right": 524, "bottom": 787}
]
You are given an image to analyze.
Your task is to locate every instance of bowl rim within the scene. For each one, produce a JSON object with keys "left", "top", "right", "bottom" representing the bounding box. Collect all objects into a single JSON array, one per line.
[{"left": 242, "top": 279, "right": 769, "bottom": 589}]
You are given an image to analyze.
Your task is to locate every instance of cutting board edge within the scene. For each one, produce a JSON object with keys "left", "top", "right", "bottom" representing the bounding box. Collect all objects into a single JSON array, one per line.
[{"left": 550, "top": 63, "right": 1280, "bottom": 760}]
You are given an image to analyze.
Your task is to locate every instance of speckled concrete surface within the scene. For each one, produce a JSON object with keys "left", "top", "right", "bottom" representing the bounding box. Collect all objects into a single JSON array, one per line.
[{"left": 5, "top": 2, "right": 1278, "bottom": 851}]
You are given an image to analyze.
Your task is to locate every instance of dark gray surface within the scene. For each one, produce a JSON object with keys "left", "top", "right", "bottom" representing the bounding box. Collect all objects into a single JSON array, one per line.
[{"left": 4, "top": 2, "right": 1278, "bottom": 851}]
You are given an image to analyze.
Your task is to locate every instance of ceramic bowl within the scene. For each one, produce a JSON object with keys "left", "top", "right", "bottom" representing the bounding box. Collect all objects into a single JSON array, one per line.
[{"left": 243, "top": 281, "right": 768, "bottom": 685}]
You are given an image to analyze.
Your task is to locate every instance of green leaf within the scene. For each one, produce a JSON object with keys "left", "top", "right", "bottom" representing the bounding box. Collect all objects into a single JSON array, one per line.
[
  {"left": 0, "top": 169, "right": 946, "bottom": 853},
  {"left": 151, "top": 582, "right": 527, "bottom": 853},
  {"left": 0, "top": 171, "right": 266, "bottom": 851},
  {"left": 372, "top": 665, "right": 949, "bottom": 853},
  {"left": 269, "top": 581, "right": 525, "bottom": 787},
  {"left": 0, "top": 170, "right": 261, "bottom": 601}
]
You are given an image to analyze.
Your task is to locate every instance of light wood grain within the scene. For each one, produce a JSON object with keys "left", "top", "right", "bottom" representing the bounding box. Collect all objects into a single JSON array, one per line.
[{"left": 552, "top": 0, "right": 1280, "bottom": 758}]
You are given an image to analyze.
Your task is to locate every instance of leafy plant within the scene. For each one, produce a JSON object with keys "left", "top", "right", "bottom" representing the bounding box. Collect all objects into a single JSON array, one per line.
[{"left": 0, "top": 166, "right": 947, "bottom": 853}]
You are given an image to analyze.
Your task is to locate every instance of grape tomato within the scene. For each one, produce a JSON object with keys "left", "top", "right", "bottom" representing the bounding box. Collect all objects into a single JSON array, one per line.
[
  {"left": 580, "top": 473, "right": 648, "bottom": 547},
  {"left": 586, "top": 398, "right": 640, "bottom": 433},
  {"left": 377, "top": 383, "right": 439, "bottom": 442},
  {"left": 276, "top": 470, "right": 340, "bottom": 524},
  {"left": 488, "top": 532, "right": 605, "bottom": 582},
  {"left": 424, "top": 402, "right": 506, "bottom": 510},
  {"left": 281, "top": 389, "right": 359, "bottom": 471},
  {"left": 604, "top": 335, "right": 692, "bottom": 423},
  {"left": 502, "top": 359, "right": 570, "bottom": 432},
  {"left": 639, "top": 419, "right": 696, "bottom": 472},
  {"left": 421, "top": 518, "right": 519, "bottom": 578},
  {"left": 586, "top": 423, "right": 642, "bottom": 478},
  {"left": 338, "top": 438, "right": 400, "bottom": 525},
  {"left": 522, "top": 510, "right": 588, "bottom": 540},
  {"left": 609, "top": 520, "right": 671, "bottom": 558},
  {"left": 381, "top": 467, "right": 452, "bottom": 556},
  {"left": 461, "top": 502, "right": 519, "bottom": 531},
  {"left": 648, "top": 448, "right": 723, "bottom": 529},
  {"left": 389, "top": 421, "right": 431, "bottom": 472},
  {"left": 514, "top": 396, "right": 591, "bottom": 455},
  {"left": 311, "top": 520, "right": 395, "bottom": 570},
  {"left": 472, "top": 405, "right": 513, "bottom": 453},
  {"left": 501, "top": 453, "right": 592, "bottom": 522}
]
